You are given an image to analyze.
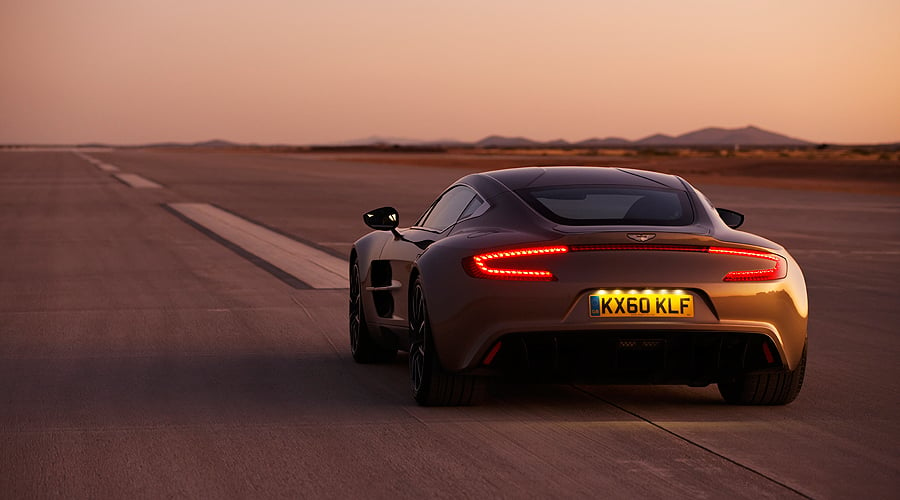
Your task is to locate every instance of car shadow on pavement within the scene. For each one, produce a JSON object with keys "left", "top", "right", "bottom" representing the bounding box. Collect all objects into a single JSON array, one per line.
[{"left": 2, "top": 350, "right": 751, "bottom": 432}]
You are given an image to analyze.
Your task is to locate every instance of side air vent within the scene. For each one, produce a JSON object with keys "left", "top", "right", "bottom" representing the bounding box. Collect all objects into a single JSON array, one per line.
[{"left": 370, "top": 261, "right": 394, "bottom": 317}]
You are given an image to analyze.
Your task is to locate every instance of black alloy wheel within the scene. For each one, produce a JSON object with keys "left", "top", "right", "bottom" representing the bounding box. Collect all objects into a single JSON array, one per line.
[
  {"left": 409, "top": 283, "right": 428, "bottom": 397},
  {"left": 409, "top": 278, "right": 484, "bottom": 406},
  {"left": 718, "top": 341, "right": 807, "bottom": 405}
]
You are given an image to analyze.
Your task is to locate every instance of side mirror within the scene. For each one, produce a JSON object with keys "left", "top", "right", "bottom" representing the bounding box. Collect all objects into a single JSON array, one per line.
[
  {"left": 716, "top": 208, "right": 745, "bottom": 229},
  {"left": 364, "top": 207, "right": 399, "bottom": 231}
]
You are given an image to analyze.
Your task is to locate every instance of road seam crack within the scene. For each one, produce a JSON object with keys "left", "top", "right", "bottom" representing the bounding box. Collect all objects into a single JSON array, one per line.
[{"left": 572, "top": 386, "right": 814, "bottom": 500}]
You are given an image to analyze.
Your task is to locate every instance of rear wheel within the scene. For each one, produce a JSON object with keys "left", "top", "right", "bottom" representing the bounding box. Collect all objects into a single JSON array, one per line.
[
  {"left": 349, "top": 260, "right": 396, "bottom": 364},
  {"left": 409, "top": 278, "right": 485, "bottom": 406},
  {"left": 718, "top": 342, "right": 807, "bottom": 405}
]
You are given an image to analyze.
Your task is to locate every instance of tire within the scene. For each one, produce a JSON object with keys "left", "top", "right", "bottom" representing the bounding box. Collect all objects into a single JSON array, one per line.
[
  {"left": 409, "top": 278, "right": 485, "bottom": 406},
  {"left": 718, "top": 342, "right": 807, "bottom": 405},
  {"left": 349, "top": 260, "right": 396, "bottom": 364}
]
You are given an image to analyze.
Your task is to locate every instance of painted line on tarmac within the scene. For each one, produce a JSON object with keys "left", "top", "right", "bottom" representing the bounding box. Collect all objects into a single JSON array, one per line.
[
  {"left": 166, "top": 203, "right": 348, "bottom": 289},
  {"left": 96, "top": 162, "right": 120, "bottom": 172},
  {"left": 114, "top": 173, "right": 163, "bottom": 189},
  {"left": 77, "top": 153, "right": 120, "bottom": 172}
]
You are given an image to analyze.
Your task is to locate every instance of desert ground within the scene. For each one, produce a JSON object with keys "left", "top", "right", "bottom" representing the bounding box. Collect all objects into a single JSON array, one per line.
[
  {"left": 301, "top": 148, "right": 900, "bottom": 195},
  {"left": 1, "top": 148, "right": 898, "bottom": 498}
]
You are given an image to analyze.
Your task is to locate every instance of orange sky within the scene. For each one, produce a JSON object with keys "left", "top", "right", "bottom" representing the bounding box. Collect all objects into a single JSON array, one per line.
[{"left": 2, "top": 0, "right": 898, "bottom": 144}]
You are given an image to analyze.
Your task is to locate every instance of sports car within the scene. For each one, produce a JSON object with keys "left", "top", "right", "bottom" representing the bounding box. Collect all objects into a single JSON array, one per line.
[{"left": 349, "top": 166, "right": 808, "bottom": 406}]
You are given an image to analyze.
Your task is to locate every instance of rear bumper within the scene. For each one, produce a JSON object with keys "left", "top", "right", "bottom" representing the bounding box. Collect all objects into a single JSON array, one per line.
[
  {"left": 425, "top": 278, "right": 807, "bottom": 373},
  {"left": 418, "top": 241, "right": 808, "bottom": 374},
  {"left": 471, "top": 330, "right": 785, "bottom": 386}
]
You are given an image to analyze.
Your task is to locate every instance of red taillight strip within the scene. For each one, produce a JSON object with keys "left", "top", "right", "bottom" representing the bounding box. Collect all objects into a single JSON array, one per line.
[
  {"left": 709, "top": 247, "right": 786, "bottom": 281},
  {"left": 464, "top": 245, "right": 568, "bottom": 281},
  {"left": 463, "top": 244, "right": 785, "bottom": 282}
]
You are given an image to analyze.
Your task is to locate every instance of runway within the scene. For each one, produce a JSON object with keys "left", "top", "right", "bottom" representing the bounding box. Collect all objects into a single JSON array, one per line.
[{"left": 1, "top": 149, "right": 898, "bottom": 498}]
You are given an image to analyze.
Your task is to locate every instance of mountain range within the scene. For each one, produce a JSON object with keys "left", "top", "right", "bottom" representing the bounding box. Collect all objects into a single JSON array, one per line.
[
  {"left": 467, "top": 126, "right": 812, "bottom": 148},
  {"left": 327, "top": 126, "right": 812, "bottom": 148},
  {"left": 124, "top": 126, "right": 815, "bottom": 150}
]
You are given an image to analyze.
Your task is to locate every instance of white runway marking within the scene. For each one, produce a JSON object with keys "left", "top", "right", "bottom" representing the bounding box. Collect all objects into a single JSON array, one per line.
[
  {"left": 77, "top": 153, "right": 120, "bottom": 172},
  {"left": 114, "top": 173, "right": 162, "bottom": 188},
  {"left": 96, "top": 162, "right": 119, "bottom": 172},
  {"left": 168, "top": 203, "right": 348, "bottom": 289},
  {"left": 9, "top": 147, "right": 114, "bottom": 152}
]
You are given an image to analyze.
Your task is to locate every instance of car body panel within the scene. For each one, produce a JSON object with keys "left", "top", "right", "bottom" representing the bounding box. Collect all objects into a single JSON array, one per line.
[{"left": 352, "top": 166, "right": 808, "bottom": 386}]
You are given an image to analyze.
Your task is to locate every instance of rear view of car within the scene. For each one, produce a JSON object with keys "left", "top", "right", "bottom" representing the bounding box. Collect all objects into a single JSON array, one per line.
[{"left": 351, "top": 167, "right": 808, "bottom": 406}]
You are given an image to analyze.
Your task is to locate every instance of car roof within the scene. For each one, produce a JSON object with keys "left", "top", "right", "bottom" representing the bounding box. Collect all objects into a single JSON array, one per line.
[{"left": 481, "top": 166, "right": 686, "bottom": 191}]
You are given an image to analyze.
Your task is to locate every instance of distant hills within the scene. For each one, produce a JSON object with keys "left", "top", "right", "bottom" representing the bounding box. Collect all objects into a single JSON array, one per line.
[
  {"left": 139, "top": 139, "right": 240, "bottom": 149},
  {"left": 475, "top": 135, "right": 542, "bottom": 148},
  {"left": 635, "top": 126, "right": 812, "bottom": 146},
  {"left": 335, "top": 126, "right": 813, "bottom": 148},
  {"left": 78, "top": 126, "right": 817, "bottom": 150}
]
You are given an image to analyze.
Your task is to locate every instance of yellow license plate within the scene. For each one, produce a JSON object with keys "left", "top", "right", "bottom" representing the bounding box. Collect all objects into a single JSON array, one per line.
[{"left": 589, "top": 292, "right": 694, "bottom": 318}]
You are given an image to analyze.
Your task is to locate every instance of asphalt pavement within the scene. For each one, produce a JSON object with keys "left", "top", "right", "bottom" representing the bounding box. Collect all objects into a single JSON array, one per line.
[{"left": 1, "top": 149, "right": 898, "bottom": 499}]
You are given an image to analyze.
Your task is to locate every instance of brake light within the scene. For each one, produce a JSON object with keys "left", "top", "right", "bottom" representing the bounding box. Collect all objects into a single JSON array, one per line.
[
  {"left": 709, "top": 247, "right": 787, "bottom": 281},
  {"left": 464, "top": 246, "right": 568, "bottom": 281},
  {"left": 463, "top": 244, "right": 786, "bottom": 282}
]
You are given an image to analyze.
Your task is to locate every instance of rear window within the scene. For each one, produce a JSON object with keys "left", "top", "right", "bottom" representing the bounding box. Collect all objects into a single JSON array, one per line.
[{"left": 516, "top": 185, "right": 694, "bottom": 226}]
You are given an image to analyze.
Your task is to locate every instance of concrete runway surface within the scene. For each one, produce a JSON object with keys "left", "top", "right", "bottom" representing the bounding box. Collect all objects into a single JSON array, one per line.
[{"left": 1, "top": 150, "right": 898, "bottom": 499}]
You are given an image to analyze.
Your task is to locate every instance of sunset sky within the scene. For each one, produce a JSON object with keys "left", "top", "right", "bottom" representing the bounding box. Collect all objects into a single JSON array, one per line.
[{"left": 2, "top": 0, "right": 898, "bottom": 145}]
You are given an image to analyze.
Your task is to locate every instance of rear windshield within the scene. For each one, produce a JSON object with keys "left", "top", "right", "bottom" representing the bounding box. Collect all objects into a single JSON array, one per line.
[{"left": 516, "top": 185, "right": 694, "bottom": 226}]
